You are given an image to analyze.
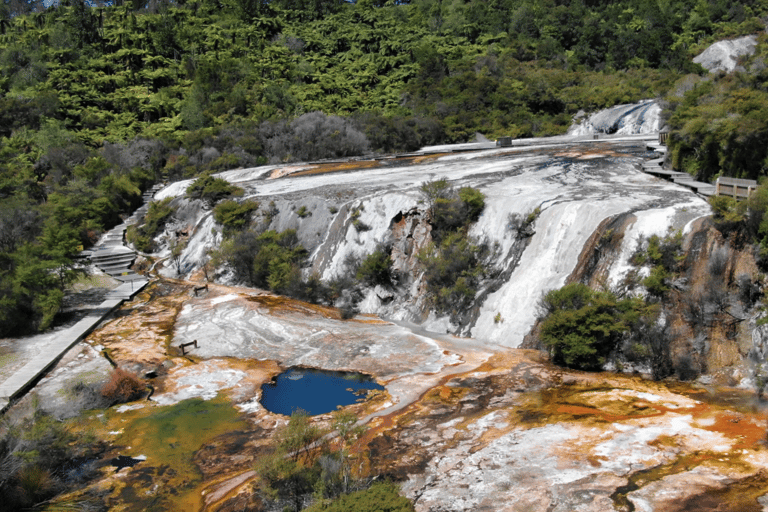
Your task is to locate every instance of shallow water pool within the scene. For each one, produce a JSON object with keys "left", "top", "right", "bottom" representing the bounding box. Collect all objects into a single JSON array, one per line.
[{"left": 260, "top": 367, "right": 384, "bottom": 416}]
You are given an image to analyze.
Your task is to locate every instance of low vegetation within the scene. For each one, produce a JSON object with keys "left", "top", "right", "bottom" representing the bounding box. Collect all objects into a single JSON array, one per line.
[
  {"left": 185, "top": 173, "right": 244, "bottom": 207},
  {"left": 709, "top": 182, "right": 768, "bottom": 263},
  {"left": 419, "top": 232, "right": 491, "bottom": 322},
  {"left": 255, "top": 410, "right": 409, "bottom": 512},
  {"left": 538, "top": 283, "right": 652, "bottom": 370},
  {"left": 100, "top": 368, "right": 146, "bottom": 405},
  {"left": 631, "top": 230, "right": 684, "bottom": 299},
  {"left": 214, "top": 228, "right": 310, "bottom": 296},
  {"left": 213, "top": 199, "right": 259, "bottom": 231},
  {"left": 356, "top": 248, "right": 394, "bottom": 288},
  {"left": 417, "top": 179, "right": 490, "bottom": 322},
  {"left": 0, "top": 407, "right": 102, "bottom": 510},
  {"left": 126, "top": 197, "right": 176, "bottom": 252},
  {"left": 0, "top": 367, "right": 145, "bottom": 510},
  {"left": 304, "top": 481, "right": 415, "bottom": 512}
]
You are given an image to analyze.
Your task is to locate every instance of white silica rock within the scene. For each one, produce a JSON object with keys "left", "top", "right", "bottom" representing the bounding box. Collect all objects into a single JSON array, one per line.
[
  {"left": 567, "top": 100, "right": 661, "bottom": 136},
  {"left": 693, "top": 35, "right": 758, "bottom": 73}
]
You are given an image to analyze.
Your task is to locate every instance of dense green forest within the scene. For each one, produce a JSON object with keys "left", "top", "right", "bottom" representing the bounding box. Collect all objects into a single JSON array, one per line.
[{"left": 1, "top": 0, "right": 767, "bottom": 336}]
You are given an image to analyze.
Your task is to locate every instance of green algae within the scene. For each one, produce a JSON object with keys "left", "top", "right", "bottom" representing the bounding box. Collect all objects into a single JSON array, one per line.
[{"left": 109, "top": 397, "right": 248, "bottom": 511}]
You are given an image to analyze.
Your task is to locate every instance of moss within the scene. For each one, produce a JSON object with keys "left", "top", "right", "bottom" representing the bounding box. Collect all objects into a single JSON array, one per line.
[{"left": 105, "top": 397, "right": 247, "bottom": 511}]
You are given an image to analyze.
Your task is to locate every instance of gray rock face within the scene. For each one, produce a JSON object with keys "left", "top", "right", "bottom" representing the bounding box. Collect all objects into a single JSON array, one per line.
[{"left": 693, "top": 35, "right": 758, "bottom": 73}]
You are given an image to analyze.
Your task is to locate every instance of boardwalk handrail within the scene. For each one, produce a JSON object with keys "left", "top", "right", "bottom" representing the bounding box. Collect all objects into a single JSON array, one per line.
[{"left": 716, "top": 177, "right": 757, "bottom": 199}]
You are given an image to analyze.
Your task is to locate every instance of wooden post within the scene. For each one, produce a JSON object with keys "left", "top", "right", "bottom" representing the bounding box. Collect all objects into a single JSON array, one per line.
[{"left": 179, "top": 340, "right": 198, "bottom": 355}]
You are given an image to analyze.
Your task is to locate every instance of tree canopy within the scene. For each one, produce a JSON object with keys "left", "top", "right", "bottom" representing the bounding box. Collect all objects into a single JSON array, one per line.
[{"left": 1, "top": 0, "right": 767, "bottom": 335}]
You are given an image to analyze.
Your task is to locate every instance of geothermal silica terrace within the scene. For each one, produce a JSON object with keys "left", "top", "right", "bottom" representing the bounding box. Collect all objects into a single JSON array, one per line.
[{"left": 259, "top": 367, "right": 384, "bottom": 416}]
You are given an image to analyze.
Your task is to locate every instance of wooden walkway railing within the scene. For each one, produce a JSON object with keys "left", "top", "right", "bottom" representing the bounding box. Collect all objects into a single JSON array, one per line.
[
  {"left": 715, "top": 177, "right": 757, "bottom": 200},
  {"left": 641, "top": 141, "right": 759, "bottom": 201}
]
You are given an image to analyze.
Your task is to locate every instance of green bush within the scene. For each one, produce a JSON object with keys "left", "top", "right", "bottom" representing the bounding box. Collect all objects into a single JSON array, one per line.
[
  {"left": 356, "top": 249, "right": 393, "bottom": 287},
  {"left": 539, "top": 283, "right": 648, "bottom": 370},
  {"left": 418, "top": 231, "right": 488, "bottom": 321},
  {"left": 0, "top": 408, "right": 100, "bottom": 510},
  {"left": 251, "top": 230, "right": 307, "bottom": 293},
  {"left": 185, "top": 173, "right": 243, "bottom": 207},
  {"left": 126, "top": 197, "right": 175, "bottom": 252},
  {"left": 215, "top": 229, "right": 307, "bottom": 294},
  {"left": 431, "top": 197, "right": 467, "bottom": 235},
  {"left": 525, "top": 207, "right": 541, "bottom": 228},
  {"left": 421, "top": 181, "right": 485, "bottom": 240},
  {"left": 304, "top": 481, "right": 414, "bottom": 512},
  {"left": 213, "top": 199, "right": 259, "bottom": 230},
  {"left": 205, "top": 152, "right": 241, "bottom": 172},
  {"left": 458, "top": 186, "right": 485, "bottom": 223},
  {"left": 642, "top": 265, "right": 670, "bottom": 298},
  {"left": 631, "top": 231, "right": 684, "bottom": 298}
]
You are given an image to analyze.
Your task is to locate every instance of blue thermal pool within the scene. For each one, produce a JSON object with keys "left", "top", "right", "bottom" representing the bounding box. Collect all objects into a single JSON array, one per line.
[{"left": 259, "top": 367, "right": 385, "bottom": 416}]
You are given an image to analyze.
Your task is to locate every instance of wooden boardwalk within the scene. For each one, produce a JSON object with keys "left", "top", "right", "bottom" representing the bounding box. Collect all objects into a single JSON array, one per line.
[
  {"left": 641, "top": 142, "right": 716, "bottom": 197},
  {"left": 0, "top": 187, "right": 161, "bottom": 413},
  {"left": 0, "top": 281, "right": 147, "bottom": 413}
]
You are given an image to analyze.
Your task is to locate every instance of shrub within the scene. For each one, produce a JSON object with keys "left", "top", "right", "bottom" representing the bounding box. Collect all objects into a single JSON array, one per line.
[
  {"left": 101, "top": 368, "right": 145, "bottom": 405},
  {"left": 0, "top": 408, "right": 101, "bottom": 511},
  {"left": 708, "top": 195, "right": 747, "bottom": 235},
  {"left": 250, "top": 230, "right": 307, "bottom": 293},
  {"left": 263, "top": 200, "right": 279, "bottom": 224},
  {"left": 707, "top": 246, "right": 730, "bottom": 277},
  {"left": 185, "top": 173, "right": 243, "bottom": 207},
  {"left": 674, "top": 353, "right": 701, "bottom": 381},
  {"left": 431, "top": 197, "right": 467, "bottom": 235},
  {"left": 642, "top": 265, "right": 669, "bottom": 298},
  {"left": 260, "top": 111, "right": 370, "bottom": 164},
  {"left": 458, "top": 186, "right": 485, "bottom": 223},
  {"left": 353, "top": 219, "right": 371, "bottom": 232},
  {"left": 619, "top": 314, "right": 670, "bottom": 380},
  {"left": 633, "top": 231, "right": 684, "bottom": 298},
  {"left": 296, "top": 205, "right": 311, "bottom": 218},
  {"left": 418, "top": 231, "right": 489, "bottom": 321},
  {"left": 420, "top": 180, "right": 485, "bottom": 240},
  {"left": 356, "top": 249, "right": 393, "bottom": 287},
  {"left": 648, "top": 232, "right": 683, "bottom": 270},
  {"left": 216, "top": 228, "right": 307, "bottom": 293},
  {"left": 213, "top": 199, "right": 259, "bottom": 230},
  {"left": 353, "top": 111, "right": 444, "bottom": 154},
  {"left": 420, "top": 178, "right": 452, "bottom": 220},
  {"left": 539, "top": 283, "right": 649, "bottom": 370},
  {"left": 126, "top": 197, "right": 175, "bottom": 252},
  {"left": 66, "top": 380, "right": 112, "bottom": 414},
  {"left": 524, "top": 207, "right": 541, "bottom": 228},
  {"left": 205, "top": 152, "right": 240, "bottom": 172},
  {"left": 737, "top": 273, "right": 761, "bottom": 305},
  {"left": 16, "top": 465, "right": 54, "bottom": 505},
  {"left": 304, "top": 481, "right": 415, "bottom": 512},
  {"left": 340, "top": 303, "right": 359, "bottom": 320}
]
